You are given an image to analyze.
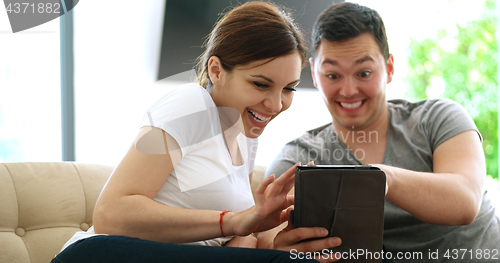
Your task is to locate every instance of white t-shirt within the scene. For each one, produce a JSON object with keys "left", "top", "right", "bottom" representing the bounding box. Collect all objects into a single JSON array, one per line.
[{"left": 61, "top": 83, "right": 257, "bottom": 251}]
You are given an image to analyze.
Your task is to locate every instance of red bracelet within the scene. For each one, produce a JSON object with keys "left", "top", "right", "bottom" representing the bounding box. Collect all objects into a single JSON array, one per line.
[{"left": 219, "top": 210, "right": 231, "bottom": 237}]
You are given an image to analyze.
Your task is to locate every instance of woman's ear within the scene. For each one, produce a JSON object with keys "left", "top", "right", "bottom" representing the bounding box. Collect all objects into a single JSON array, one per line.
[{"left": 208, "top": 56, "right": 224, "bottom": 87}]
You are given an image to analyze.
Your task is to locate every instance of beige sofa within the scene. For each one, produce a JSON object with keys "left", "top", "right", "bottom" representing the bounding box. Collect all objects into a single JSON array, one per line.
[{"left": 0, "top": 162, "right": 267, "bottom": 263}]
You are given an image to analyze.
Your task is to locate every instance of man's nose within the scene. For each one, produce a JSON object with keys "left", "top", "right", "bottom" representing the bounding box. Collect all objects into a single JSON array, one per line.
[{"left": 339, "top": 77, "right": 359, "bottom": 97}]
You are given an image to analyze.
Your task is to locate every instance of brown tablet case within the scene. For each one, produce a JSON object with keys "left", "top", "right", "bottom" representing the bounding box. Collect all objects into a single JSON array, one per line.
[{"left": 292, "top": 165, "right": 386, "bottom": 263}]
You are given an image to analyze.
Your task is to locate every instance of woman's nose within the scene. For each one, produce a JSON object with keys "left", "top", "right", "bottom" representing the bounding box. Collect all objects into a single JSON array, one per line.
[{"left": 263, "top": 90, "right": 283, "bottom": 114}]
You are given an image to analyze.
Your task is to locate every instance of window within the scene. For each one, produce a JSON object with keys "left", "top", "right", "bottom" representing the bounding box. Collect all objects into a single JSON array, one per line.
[
  {"left": 0, "top": 10, "right": 61, "bottom": 162},
  {"left": 352, "top": 0, "right": 499, "bottom": 206}
]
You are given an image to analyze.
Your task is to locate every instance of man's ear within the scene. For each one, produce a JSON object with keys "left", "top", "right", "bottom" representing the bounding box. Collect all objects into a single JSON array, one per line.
[
  {"left": 208, "top": 56, "right": 223, "bottom": 87},
  {"left": 386, "top": 54, "right": 394, "bottom": 84},
  {"left": 309, "top": 57, "right": 318, "bottom": 88}
]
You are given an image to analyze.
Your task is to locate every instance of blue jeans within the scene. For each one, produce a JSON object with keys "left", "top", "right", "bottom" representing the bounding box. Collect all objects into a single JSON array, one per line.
[{"left": 52, "top": 235, "right": 319, "bottom": 263}]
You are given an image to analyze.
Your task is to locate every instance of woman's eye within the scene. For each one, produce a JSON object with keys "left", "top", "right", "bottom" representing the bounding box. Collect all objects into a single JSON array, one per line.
[
  {"left": 327, "top": 74, "right": 339, "bottom": 80},
  {"left": 253, "top": 82, "right": 269, "bottom": 88},
  {"left": 284, "top": 87, "right": 296, "bottom": 92},
  {"left": 359, "top": 71, "right": 371, "bottom": 78}
]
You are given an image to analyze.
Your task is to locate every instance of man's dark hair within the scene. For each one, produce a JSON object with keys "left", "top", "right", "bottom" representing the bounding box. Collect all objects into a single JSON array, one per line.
[{"left": 311, "top": 2, "right": 389, "bottom": 60}]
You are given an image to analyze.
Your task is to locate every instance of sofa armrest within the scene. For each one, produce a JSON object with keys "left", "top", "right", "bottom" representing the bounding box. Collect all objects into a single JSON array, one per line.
[
  {"left": 250, "top": 165, "right": 266, "bottom": 201},
  {"left": 0, "top": 162, "right": 113, "bottom": 263}
]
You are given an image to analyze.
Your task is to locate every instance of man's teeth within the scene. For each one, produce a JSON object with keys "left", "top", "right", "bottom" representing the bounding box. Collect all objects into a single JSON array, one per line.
[
  {"left": 340, "top": 101, "right": 363, "bottom": 109},
  {"left": 248, "top": 109, "right": 271, "bottom": 123}
]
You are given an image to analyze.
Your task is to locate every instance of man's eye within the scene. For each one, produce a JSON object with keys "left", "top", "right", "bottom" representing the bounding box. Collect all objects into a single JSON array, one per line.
[
  {"left": 253, "top": 82, "right": 268, "bottom": 88},
  {"left": 327, "top": 74, "right": 339, "bottom": 80},
  {"left": 359, "top": 71, "right": 371, "bottom": 78}
]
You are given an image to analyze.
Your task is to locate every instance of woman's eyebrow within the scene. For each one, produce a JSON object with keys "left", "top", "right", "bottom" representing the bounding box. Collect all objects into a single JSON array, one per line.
[
  {"left": 251, "top": 75, "right": 300, "bottom": 86},
  {"left": 287, "top": 79, "right": 300, "bottom": 86},
  {"left": 251, "top": 74, "right": 274, "bottom": 83}
]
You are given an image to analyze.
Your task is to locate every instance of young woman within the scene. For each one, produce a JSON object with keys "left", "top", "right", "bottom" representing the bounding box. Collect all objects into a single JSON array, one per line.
[{"left": 53, "top": 2, "right": 341, "bottom": 263}]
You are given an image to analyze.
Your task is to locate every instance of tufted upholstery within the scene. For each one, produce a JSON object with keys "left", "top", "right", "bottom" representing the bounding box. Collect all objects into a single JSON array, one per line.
[
  {"left": 0, "top": 162, "right": 267, "bottom": 263},
  {"left": 0, "top": 162, "right": 113, "bottom": 263}
]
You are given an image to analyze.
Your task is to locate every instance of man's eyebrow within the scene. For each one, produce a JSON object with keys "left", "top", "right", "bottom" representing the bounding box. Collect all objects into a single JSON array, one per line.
[
  {"left": 321, "top": 59, "right": 339, "bottom": 66},
  {"left": 355, "top": 55, "right": 374, "bottom": 65},
  {"left": 321, "top": 56, "right": 374, "bottom": 66},
  {"left": 251, "top": 75, "right": 300, "bottom": 86}
]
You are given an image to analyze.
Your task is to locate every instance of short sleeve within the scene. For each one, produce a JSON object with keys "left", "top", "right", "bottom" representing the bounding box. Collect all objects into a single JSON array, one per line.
[
  {"left": 420, "top": 98, "right": 482, "bottom": 151},
  {"left": 266, "top": 124, "right": 342, "bottom": 179},
  {"left": 140, "top": 83, "right": 222, "bottom": 157},
  {"left": 265, "top": 144, "right": 299, "bottom": 179}
]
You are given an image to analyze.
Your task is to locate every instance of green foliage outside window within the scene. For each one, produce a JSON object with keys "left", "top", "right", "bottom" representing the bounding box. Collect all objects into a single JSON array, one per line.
[{"left": 406, "top": 0, "right": 498, "bottom": 179}]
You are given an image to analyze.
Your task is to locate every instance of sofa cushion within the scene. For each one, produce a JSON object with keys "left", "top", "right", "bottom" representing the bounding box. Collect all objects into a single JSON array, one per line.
[
  {"left": 0, "top": 162, "right": 113, "bottom": 263},
  {"left": 0, "top": 162, "right": 266, "bottom": 263}
]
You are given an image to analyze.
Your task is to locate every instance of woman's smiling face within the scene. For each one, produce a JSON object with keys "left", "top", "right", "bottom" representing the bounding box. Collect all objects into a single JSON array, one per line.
[{"left": 209, "top": 52, "right": 302, "bottom": 138}]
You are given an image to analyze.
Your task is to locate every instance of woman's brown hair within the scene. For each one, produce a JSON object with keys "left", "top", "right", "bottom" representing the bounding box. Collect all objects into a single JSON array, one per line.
[{"left": 196, "top": 1, "right": 307, "bottom": 89}]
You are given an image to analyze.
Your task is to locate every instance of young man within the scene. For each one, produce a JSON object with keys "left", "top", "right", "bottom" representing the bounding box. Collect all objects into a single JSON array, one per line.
[{"left": 266, "top": 2, "right": 500, "bottom": 262}]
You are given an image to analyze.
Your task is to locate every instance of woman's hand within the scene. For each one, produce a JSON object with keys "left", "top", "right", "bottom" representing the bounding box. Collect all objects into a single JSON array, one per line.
[
  {"left": 273, "top": 227, "right": 341, "bottom": 262},
  {"left": 258, "top": 208, "right": 342, "bottom": 262},
  {"left": 224, "top": 235, "right": 258, "bottom": 248},
  {"left": 273, "top": 223, "right": 341, "bottom": 262},
  {"left": 226, "top": 162, "right": 298, "bottom": 236}
]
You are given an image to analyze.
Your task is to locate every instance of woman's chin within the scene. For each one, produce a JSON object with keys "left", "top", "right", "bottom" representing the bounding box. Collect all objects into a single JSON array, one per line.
[{"left": 244, "top": 126, "right": 264, "bottom": 138}]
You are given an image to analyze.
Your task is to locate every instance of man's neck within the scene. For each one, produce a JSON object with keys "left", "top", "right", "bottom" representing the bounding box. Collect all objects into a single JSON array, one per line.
[{"left": 332, "top": 107, "right": 389, "bottom": 146}]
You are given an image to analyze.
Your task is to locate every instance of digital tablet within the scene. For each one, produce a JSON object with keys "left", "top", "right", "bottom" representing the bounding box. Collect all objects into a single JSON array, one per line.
[{"left": 291, "top": 165, "right": 386, "bottom": 263}]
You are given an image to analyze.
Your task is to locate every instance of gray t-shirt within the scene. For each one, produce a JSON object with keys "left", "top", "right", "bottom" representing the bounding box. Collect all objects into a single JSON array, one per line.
[{"left": 266, "top": 99, "right": 500, "bottom": 262}]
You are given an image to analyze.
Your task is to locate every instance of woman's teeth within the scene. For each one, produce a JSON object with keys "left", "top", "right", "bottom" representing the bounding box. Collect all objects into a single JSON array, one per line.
[
  {"left": 340, "top": 101, "right": 363, "bottom": 109},
  {"left": 248, "top": 109, "right": 271, "bottom": 123}
]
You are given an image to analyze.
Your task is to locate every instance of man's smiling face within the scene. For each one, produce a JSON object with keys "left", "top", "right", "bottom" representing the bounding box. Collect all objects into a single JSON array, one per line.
[{"left": 310, "top": 33, "right": 394, "bottom": 130}]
